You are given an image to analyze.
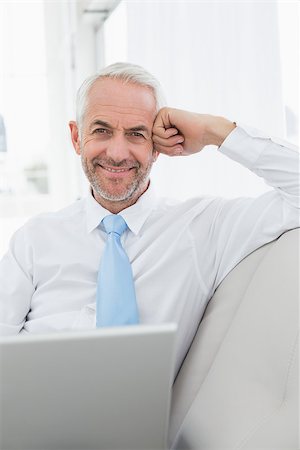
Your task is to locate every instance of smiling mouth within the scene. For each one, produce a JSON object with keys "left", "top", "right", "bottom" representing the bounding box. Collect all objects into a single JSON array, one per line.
[{"left": 98, "top": 164, "right": 135, "bottom": 173}]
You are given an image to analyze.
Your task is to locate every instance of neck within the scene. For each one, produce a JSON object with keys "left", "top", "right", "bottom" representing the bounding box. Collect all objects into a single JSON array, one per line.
[{"left": 92, "top": 181, "right": 150, "bottom": 214}]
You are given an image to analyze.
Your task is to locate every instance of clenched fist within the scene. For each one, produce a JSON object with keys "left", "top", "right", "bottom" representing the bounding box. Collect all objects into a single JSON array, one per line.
[{"left": 152, "top": 107, "right": 236, "bottom": 156}]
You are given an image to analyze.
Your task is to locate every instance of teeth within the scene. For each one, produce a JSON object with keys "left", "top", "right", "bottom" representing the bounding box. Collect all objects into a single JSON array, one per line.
[{"left": 102, "top": 166, "right": 129, "bottom": 173}]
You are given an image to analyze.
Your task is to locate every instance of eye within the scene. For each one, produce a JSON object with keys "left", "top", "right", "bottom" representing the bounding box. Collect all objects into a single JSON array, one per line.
[
  {"left": 93, "top": 128, "right": 110, "bottom": 135},
  {"left": 128, "top": 131, "right": 145, "bottom": 138}
]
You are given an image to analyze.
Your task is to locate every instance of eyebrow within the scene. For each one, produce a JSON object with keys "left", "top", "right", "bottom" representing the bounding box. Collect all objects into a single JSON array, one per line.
[
  {"left": 90, "top": 120, "right": 151, "bottom": 136},
  {"left": 90, "top": 120, "right": 112, "bottom": 130}
]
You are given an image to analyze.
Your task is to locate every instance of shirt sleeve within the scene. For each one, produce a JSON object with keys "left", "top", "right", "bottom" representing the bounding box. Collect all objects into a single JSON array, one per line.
[
  {"left": 191, "top": 124, "right": 300, "bottom": 297},
  {"left": 0, "top": 225, "right": 34, "bottom": 335}
]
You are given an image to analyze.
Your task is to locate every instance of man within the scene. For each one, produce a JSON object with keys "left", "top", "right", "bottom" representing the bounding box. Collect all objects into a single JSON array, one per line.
[{"left": 0, "top": 62, "right": 299, "bottom": 375}]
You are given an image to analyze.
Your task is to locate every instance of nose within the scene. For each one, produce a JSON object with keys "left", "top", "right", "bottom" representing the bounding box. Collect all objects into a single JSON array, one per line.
[{"left": 105, "top": 134, "right": 131, "bottom": 162}]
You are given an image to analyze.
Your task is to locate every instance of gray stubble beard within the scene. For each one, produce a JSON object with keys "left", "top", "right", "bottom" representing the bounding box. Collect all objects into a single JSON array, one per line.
[{"left": 81, "top": 155, "right": 154, "bottom": 203}]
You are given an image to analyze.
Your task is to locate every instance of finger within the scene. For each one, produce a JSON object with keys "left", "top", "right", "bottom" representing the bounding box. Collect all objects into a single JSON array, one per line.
[
  {"left": 154, "top": 143, "right": 184, "bottom": 156},
  {"left": 163, "top": 127, "right": 179, "bottom": 136},
  {"left": 152, "top": 133, "right": 184, "bottom": 148},
  {"left": 152, "top": 124, "right": 179, "bottom": 139}
]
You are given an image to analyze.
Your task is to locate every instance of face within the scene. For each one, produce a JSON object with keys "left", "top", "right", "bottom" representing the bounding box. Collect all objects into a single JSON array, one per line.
[{"left": 69, "top": 78, "right": 158, "bottom": 211}]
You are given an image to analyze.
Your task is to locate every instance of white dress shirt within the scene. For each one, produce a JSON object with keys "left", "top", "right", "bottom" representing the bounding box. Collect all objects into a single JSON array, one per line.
[{"left": 0, "top": 125, "right": 299, "bottom": 375}]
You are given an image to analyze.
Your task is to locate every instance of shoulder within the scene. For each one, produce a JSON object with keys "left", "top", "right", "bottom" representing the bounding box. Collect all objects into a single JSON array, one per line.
[
  {"left": 11, "top": 198, "right": 86, "bottom": 243},
  {"left": 156, "top": 195, "right": 224, "bottom": 213},
  {"left": 153, "top": 195, "right": 229, "bottom": 225}
]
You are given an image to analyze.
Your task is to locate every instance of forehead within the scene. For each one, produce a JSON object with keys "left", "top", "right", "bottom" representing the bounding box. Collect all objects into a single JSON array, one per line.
[{"left": 85, "top": 78, "right": 157, "bottom": 127}]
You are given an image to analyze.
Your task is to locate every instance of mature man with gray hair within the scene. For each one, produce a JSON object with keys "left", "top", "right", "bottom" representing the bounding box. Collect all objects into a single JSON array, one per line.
[{"left": 0, "top": 62, "right": 299, "bottom": 375}]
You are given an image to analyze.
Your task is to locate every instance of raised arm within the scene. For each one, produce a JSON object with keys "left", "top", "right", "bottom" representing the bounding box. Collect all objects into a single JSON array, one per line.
[
  {"left": 152, "top": 107, "right": 236, "bottom": 155},
  {"left": 153, "top": 107, "right": 300, "bottom": 294}
]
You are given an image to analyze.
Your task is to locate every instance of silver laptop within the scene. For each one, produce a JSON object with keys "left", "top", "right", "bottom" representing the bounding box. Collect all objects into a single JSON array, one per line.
[{"left": 0, "top": 324, "right": 177, "bottom": 450}]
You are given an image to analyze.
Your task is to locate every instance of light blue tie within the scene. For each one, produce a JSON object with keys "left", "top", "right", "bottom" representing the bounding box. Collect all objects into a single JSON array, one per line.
[{"left": 96, "top": 214, "right": 139, "bottom": 327}]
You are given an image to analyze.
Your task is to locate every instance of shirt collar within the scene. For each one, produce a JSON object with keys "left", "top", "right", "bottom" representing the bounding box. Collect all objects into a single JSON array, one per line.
[{"left": 85, "top": 181, "right": 158, "bottom": 236}]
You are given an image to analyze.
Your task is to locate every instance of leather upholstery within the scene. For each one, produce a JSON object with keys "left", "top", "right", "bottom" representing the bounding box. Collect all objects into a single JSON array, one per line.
[{"left": 169, "top": 229, "right": 299, "bottom": 450}]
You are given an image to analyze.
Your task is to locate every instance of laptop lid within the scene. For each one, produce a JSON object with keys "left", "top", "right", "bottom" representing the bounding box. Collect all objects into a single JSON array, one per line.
[{"left": 0, "top": 323, "right": 177, "bottom": 450}]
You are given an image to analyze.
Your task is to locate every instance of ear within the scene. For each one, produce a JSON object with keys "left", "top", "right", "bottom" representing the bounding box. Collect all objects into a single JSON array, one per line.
[
  {"left": 152, "top": 149, "right": 159, "bottom": 162},
  {"left": 69, "top": 121, "right": 81, "bottom": 155}
]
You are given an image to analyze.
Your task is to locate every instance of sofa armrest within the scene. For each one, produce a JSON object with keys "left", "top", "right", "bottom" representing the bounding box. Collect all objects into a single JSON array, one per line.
[{"left": 170, "top": 229, "right": 299, "bottom": 450}]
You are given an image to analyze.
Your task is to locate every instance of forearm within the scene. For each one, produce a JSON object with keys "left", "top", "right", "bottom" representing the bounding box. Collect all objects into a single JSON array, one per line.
[
  {"left": 153, "top": 108, "right": 237, "bottom": 155},
  {"left": 194, "top": 127, "right": 299, "bottom": 294},
  {"left": 219, "top": 124, "right": 300, "bottom": 209},
  {"left": 203, "top": 116, "right": 236, "bottom": 147}
]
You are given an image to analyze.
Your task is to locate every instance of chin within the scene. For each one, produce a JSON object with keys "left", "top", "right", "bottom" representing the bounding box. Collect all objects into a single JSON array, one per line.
[
  {"left": 91, "top": 175, "right": 149, "bottom": 205},
  {"left": 95, "top": 186, "right": 137, "bottom": 203}
]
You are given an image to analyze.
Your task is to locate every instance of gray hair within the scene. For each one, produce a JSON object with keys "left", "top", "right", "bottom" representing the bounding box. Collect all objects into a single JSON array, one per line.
[{"left": 76, "top": 62, "right": 166, "bottom": 132}]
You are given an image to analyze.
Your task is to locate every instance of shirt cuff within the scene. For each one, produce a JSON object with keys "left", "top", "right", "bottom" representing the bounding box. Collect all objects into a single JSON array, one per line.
[
  {"left": 217, "top": 124, "right": 271, "bottom": 169},
  {"left": 218, "top": 123, "right": 299, "bottom": 169}
]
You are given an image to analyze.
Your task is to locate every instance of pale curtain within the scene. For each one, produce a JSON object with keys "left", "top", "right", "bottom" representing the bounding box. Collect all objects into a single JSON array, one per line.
[{"left": 114, "top": 1, "right": 286, "bottom": 199}]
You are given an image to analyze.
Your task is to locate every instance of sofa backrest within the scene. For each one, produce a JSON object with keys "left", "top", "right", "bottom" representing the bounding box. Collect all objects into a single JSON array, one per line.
[{"left": 169, "top": 229, "right": 299, "bottom": 449}]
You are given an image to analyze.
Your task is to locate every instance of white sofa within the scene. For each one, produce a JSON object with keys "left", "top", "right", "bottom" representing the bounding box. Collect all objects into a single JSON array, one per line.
[{"left": 169, "top": 229, "right": 299, "bottom": 450}]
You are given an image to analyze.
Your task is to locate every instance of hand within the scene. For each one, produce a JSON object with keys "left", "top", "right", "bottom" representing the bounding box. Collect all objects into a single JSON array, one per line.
[{"left": 152, "top": 107, "right": 236, "bottom": 156}]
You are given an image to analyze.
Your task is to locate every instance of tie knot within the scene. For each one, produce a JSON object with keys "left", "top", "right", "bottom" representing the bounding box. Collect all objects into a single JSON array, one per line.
[{"left": 102, "top": 214, "right": 128, "bottom": 236}]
